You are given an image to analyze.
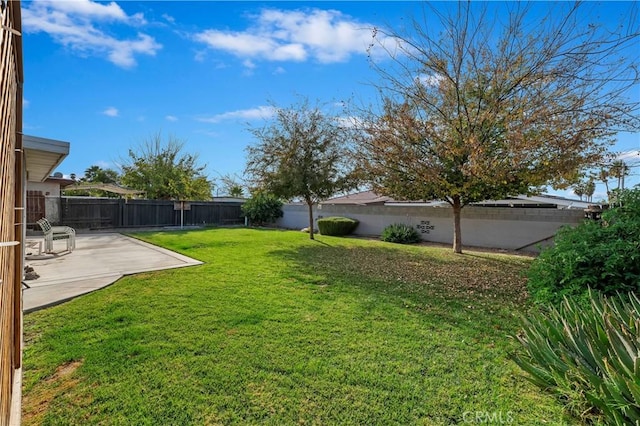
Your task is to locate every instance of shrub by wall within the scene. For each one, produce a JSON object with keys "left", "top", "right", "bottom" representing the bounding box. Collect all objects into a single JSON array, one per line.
[
  {"left": 381, "top": 223, "right": 421, "bottom": 244},
  {"left": 527, "top": 188, "right": 640, "bottom": 305},
  {"left": 242, "top": 192, "right": 283, "bottom": 226},
  {"left": 317, "top": 216, "right": 359, "bottom": 236}
]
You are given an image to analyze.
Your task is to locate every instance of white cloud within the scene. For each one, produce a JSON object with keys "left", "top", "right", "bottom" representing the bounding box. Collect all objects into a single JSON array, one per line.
[
  {"left": 103, "top": 106, "right": 119, "bottom": 117},
  {"left": 335, "top": 115, "right": 363, "bottom": 129},
  {"left": 23, "top": 0, "right": 161, "bottom": 68},
  {"left": 243, "top": 59, "right": 256, "bottom": 69},
  {"left": 417, "top": 73, "right": 445, "bottom": 87},
  {"left": 162, "top": 13, "right": 175, "bottom": 24},
  {"left": 198, "top": 106, "right": 276, "bottom": 123},
  {"left": 165, "top": 115, "right": 178, "bottom": 122},
  {"left": 194, "top": 50, "right": 207, "bottom": 62},
  {"left": 273, "top": 66, "right": 286, "bottom": 75},
  {"left": 195, "top": 129, "right": 221, "bottom": 138},
  {"left": 193, "top": 8, "right": 381, "bottom": 64},
  {"left": 23, "top": 98, "right": 29, "bottom": 108},
  {"left": 616, "top": 150, "right": 640, "bottom": 161},
  {"left": 45, "top": 0, "right": 128, "bottom": 21}
]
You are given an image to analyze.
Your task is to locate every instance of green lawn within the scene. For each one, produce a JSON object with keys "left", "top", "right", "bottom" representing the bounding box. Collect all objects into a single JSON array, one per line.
[{"left": 22, "top": 228, "right": 575, "bottom": 425}]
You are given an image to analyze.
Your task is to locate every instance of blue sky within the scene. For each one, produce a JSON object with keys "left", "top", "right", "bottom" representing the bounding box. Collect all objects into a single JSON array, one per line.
[{"left": 22, "top": 0, "right": 639, "bottom": 200}]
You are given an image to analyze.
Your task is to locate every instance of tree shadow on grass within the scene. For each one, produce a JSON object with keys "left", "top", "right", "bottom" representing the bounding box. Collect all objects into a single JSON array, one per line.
[{"left": 268, "top": 241, "right": 531, "bottom": 337}]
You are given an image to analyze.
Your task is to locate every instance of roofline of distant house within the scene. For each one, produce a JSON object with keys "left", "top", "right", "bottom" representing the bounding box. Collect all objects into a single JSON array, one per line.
[{"left": 321, "top": 190, "right": 597, "bottom": 209}]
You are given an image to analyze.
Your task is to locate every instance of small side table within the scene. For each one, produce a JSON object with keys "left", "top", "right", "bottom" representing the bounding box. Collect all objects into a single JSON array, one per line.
[{"left": 25, "top": 239, "right": 43, "bottom": 256}]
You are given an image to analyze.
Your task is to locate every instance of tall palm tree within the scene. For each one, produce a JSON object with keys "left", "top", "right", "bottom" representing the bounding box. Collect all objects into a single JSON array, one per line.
[
  {"left": 573, "top": 181, "right": 585, "bottom": 201},
  {"left": 584, "top": 179, "right": 595, "bottom": 202},
  {"left": 610, "top": 160, "right": 629, "bottom": 190},
  {"left": 598, "top": 168, "right": 610, "bottom": 200}
]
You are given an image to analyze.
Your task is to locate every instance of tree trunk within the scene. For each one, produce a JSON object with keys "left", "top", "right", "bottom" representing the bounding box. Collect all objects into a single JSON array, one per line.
[
  {"left": 307, "top": 200, "right": 314, "bottom": 240},
  {"left": 452, "top": 195, "right": 463, "bottom": 254}
]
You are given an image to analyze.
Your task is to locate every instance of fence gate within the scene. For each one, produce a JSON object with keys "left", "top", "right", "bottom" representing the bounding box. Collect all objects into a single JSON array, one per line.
[{"left": 26, "top": 190, "right": 45, "bottom": 228}]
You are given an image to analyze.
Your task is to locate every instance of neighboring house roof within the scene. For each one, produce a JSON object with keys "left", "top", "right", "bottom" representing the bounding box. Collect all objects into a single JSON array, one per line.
[
  {"left": 24, "top": 135, "right": 70, "bottom": 182},
  {"left": 512, "top": 194, "right": 594, "bottom": 209},
  {"left": 323, "top": 191, "right": 596, "bottom": 209},
  {"left": 321, "top": 190, "right": 396, "bottom": 205},
  {"left": 212, "top": 197, "right": 246, "bottom": 203},
  {"left": 44, "top": 176, "right": 76, "bottom": 188}
]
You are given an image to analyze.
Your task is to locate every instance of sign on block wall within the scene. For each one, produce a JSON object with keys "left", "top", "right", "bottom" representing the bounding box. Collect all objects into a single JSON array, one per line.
[{"left": 416, "top": 220, "right": 435, "bottom": 234}]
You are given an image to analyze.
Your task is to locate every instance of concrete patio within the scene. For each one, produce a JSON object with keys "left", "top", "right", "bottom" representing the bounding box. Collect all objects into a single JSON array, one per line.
[{"left": 23, "top": 233, "right": 203, "bottom": 313}]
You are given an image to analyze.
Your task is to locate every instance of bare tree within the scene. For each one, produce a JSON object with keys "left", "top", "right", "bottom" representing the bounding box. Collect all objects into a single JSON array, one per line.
[{"left": 355, "top": 1, "right": 639, "bottom": 253}]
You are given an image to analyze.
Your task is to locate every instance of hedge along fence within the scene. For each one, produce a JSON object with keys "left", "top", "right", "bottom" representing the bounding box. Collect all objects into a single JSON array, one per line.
[
  {"left": 317, "top": 216, "right": 359, "bottom": 236},
  {"left": 277, "top": 203, "right": 585, "bottom": 252}
]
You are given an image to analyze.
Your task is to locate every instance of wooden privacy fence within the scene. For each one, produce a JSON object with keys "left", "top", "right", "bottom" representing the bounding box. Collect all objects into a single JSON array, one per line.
[
  {"left": 60, "top": 197, "right": 245, "bottom": 229},
  {"left": 0, "top": 1, "right": 23, "bottom": 424}
]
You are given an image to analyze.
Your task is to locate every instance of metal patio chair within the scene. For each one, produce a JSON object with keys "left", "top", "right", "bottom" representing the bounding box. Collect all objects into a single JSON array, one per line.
[{"left": 36, "top": 218, "right": 76, "bottom": 253}]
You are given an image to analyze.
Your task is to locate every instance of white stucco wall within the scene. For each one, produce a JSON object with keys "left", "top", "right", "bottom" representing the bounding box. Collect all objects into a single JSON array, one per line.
[
  {"left": 26, "top": 181, "right": 61, "bottom": 197},
  {"left": 26, "top": 182, "right": 62, "bottom": 223},
  {"left": 276, "top": 203, "right": 585, "bottom": 252}
]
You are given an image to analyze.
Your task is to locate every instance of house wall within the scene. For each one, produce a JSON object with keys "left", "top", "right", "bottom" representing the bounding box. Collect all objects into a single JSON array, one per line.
[
  {"left": 27, "top": 182, "right": 62, "bottom": 224},
  {"left": 45, "top": 197, "right": 61, "bottom": 223},
  {"left": 277, "top": 203, "right": 585, "bottom": 252},
  {"left": 27, "top": 180, "right": 61, "bottom": 197}
]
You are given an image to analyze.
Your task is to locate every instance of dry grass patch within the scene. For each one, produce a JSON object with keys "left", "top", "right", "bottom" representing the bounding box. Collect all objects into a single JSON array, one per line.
[{"left": 22, "top": 359, "right": 84, "bottom": 425}]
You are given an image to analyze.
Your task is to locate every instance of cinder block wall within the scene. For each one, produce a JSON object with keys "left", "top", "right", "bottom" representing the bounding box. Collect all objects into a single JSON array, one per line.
[{"left": 276, "top": 204, "right": 585, "bottom": 253}]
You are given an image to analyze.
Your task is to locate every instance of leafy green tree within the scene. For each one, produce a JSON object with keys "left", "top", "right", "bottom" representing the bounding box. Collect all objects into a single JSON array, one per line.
[
  {"left": 83, "top": 165, "right": 121, "bottom": 197},
  {"left": 121, "top": 133, "right": 213, "bottom": 200},
  {"left": 65, "top": 165, "right": 122, "bottom": 197},
  {"left": 82, "top": 165, "right": 119, "bottom": 184},
  {"left": 356, "top": 2, "right": 640, "bottom": 253},
  {"left": 246, "top": 99, "right": 358, "bottom": 239},
  {"left": 228, "top": 186, "right": 244, "bottom": 198},
  {"left": 241, "top": 192, "right": 283, "bottom": 226}
]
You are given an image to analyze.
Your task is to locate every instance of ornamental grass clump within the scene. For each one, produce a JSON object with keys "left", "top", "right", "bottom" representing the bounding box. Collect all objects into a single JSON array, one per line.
[
  {"left": 512, "top": 291, "right": 640, "bottom": 425},
  {"left": 317, "top": 216, "right": 359, "bottom": 236},
  {"left": 381, "top": 223, "right": 421, "bottom": 244}
]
